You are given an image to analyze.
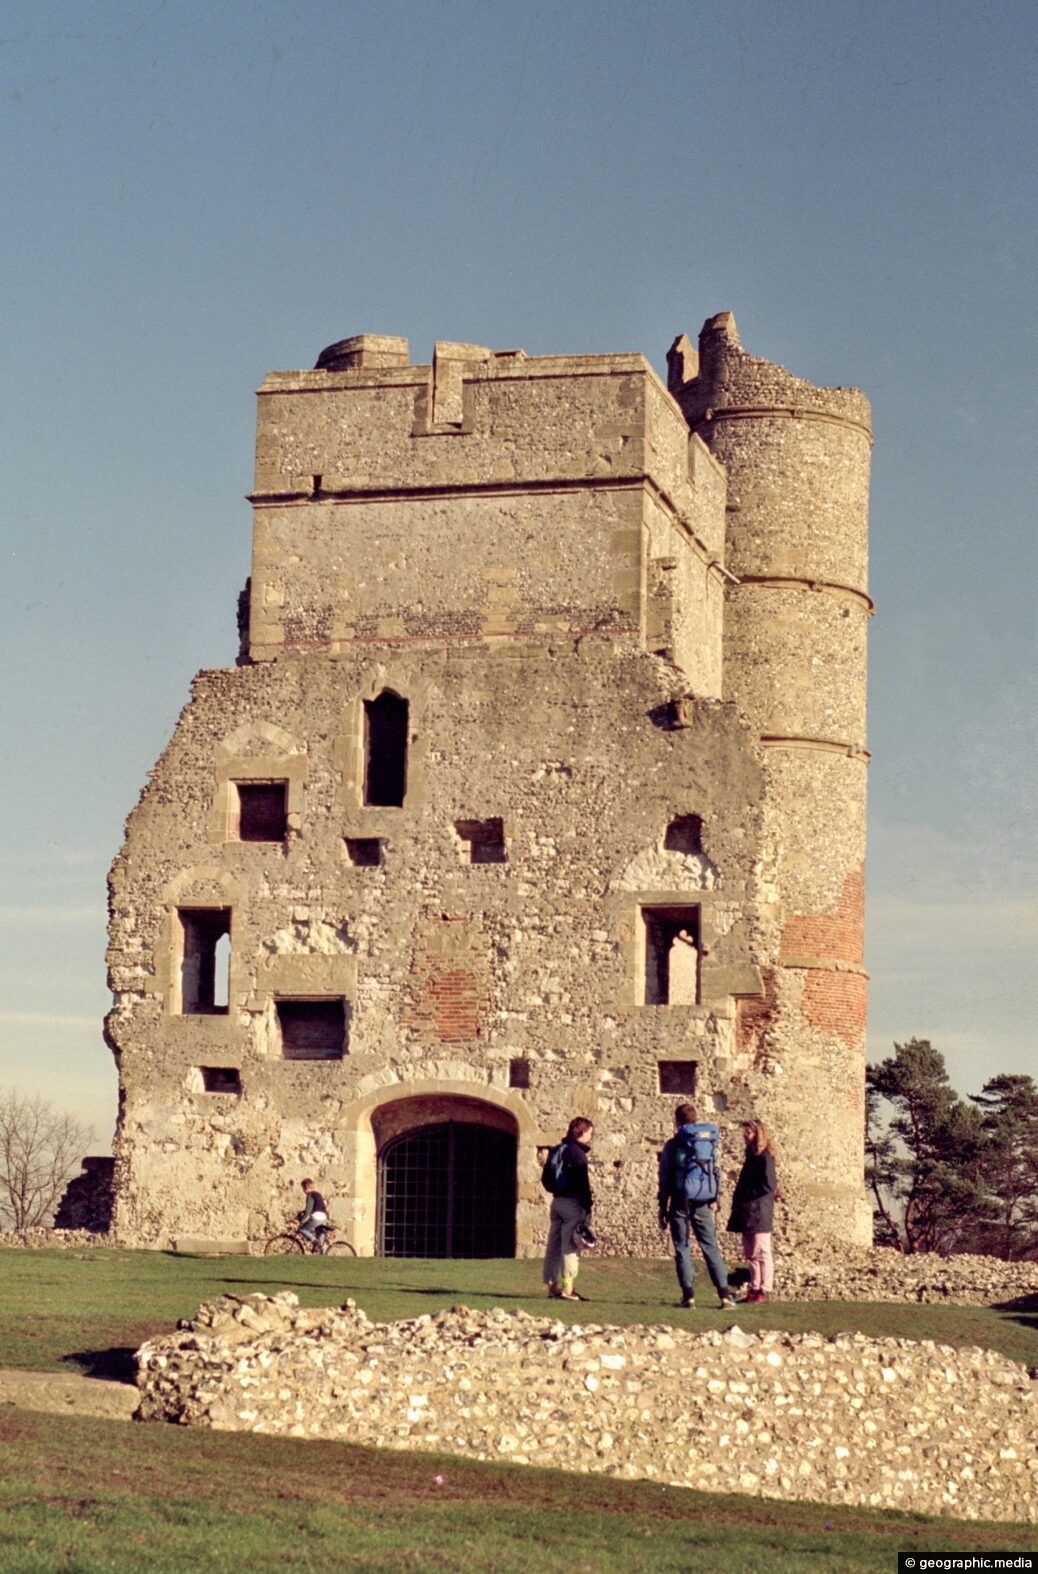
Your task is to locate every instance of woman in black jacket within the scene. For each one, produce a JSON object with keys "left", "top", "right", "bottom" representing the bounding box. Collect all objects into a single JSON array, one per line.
[
  {"left": 542, "top": 1116, "right": 594, "bottom": 1301},
  {"left": 726, "top": 1120, "right": 778, "bottom": 1303}
]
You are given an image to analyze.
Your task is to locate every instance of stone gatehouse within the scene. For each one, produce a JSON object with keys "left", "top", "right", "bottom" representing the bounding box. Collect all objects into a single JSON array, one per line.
[{"left": 104, "top": 313, "right": 873, "bottom": 1254}]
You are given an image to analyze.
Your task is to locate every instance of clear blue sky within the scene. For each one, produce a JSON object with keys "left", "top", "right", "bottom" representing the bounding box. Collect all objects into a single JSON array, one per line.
[{"left": 2, "top": 0, "right": 1035, "bottom": 1149}]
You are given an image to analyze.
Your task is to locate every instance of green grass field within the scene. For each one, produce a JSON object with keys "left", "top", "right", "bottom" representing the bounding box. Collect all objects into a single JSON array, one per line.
[{"left": 1, "top": 1248, "right": 1036, "bottom": 1572}]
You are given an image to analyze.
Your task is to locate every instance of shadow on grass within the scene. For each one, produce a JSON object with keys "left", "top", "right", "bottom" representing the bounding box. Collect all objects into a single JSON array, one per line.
[
  {"left": 62, "top": 1346, "right": 138, "bottom": 1383},
  {"left": 205, "top": 1275, "right": 368, "bottom": 1297},
  {"left": 392, "top": 1284, "right": 528, "bottom": 1299},
  {"left": 993, "top": 1291, "right": 1038, "bottom": 1348}
]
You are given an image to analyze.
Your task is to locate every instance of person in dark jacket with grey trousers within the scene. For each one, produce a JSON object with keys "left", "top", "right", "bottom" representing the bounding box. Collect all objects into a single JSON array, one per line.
[
  {"left": 726, "top": 1119, "right": 778, "bottom": 1302},
  {"left": 542, "top": 1117, "right": 594, "bottom": 1301}
]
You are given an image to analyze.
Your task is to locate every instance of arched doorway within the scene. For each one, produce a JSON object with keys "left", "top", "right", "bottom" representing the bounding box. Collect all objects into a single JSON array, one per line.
[{"left": 377, "top": 1120, "right": 517, "bottom": 1257}]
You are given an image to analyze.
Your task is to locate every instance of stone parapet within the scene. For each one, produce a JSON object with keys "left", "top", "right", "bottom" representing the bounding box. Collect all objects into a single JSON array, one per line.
[{"left": 678, "top": 312, "right": 872, "bottom": 435}]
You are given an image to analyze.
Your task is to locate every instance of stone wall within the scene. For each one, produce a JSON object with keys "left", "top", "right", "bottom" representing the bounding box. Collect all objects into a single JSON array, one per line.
[
  {"left": 53, "top": 1156, "right": 114, "bottom": 1233},
  {"left": 675, "top": 313, "right": 873, "bottom": 1239},
  {"left": 136, "top": 1290, "right": 1038, "bottom": 1523},
  {"left": 106, "top": 316, "right": 875, "bottom": 1253}
]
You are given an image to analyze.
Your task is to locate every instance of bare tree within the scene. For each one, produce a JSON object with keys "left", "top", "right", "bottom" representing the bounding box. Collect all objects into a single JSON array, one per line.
[{"left": 0, "top": 1089, "right": 91, "bottom": 1232}]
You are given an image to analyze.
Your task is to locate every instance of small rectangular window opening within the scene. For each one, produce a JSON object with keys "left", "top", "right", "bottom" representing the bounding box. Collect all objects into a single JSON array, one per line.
[
  {"left": 455, "top": 818, "right": 507, "bottom": 865},
  {"left": 508, "top": 1058, "right": 530, "bottom": 1089},
  {"left": 200, "top": 1066, "right": 241, "bottom": 1094},
  {"left": 346, "top": 837, "right": 384, "bottom": 867},
  {"left": 233, "top": 781, "right": 288, "bottom": 842},
  {"left": 658, "top": 1060, "right": 698, "bottom": 1095},
  {"left": 177, "top": 908, "right": 231, "bottom": 1015},
  {"left": 276, "top": 998, "right": 348, "bottom": 1061},
  {"left": 641, "top": 906, "right": 700, "bottom": 1005}
]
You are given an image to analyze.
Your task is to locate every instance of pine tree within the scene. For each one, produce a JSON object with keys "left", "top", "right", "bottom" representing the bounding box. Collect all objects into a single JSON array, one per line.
[
  {"left": 865, "top": 1039, "right": 989, "bottom": 1254},
  {"left": 969, "top": 1074, "right": 1038, "bottom": 1260}
]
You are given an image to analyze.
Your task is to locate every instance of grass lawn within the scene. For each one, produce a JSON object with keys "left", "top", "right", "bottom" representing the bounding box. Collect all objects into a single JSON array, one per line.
[
  {"left": 0, "top": 1248, "right": 1036, "bottom": 1571},
  {"left": 1, "top": 1247, "right": 1035, "bottom": 1377}
]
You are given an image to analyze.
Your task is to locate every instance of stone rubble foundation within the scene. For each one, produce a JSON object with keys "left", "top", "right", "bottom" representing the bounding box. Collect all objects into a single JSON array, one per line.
[
  {"left": 1, "top": 1228, "right": 112, "bottom": 1251},
  {"left": 777, "top": 1241, "right": 1038, "bottom": 1306},
  {"left": 136, "top": 1292, "right": 1038, "bottom": 1523}
]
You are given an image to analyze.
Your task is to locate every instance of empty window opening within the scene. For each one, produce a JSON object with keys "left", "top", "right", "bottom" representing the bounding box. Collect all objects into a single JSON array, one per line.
[
  {"left": 664, "top": 814, "right": 703, "bottom": 855},
  {"left": 200, "top": 1066, "right": 241, "bottom": 1094},
  {"left": 658, "top": 1060, "right": 698, "bottom": 1095},
  {"left": 508, "top": 1058, "right": 530, "bottom": 1089},
  {"left": 213, "top": 932, "right": 231, "bottom": 1009},
  {"left": 233, "top": 781, "right": 288, "bottom": 842},
  {"left": 276, "top": 998, "right": 347, "bottom": 1060},
  {"left": 641, "top": 906, "right": 700, "bottom": 1005},
  {"left": 177, "top": 908, "right": 231, "bottom": 1015},
  {"left": 363, "top": 691, "right": 408, "bottom": 807},
  {"left": 455, "top": 818, "right": 507, "bottom": 864},
  {"left": 346, "top": 837, "right": 384, "bottom": 867}
]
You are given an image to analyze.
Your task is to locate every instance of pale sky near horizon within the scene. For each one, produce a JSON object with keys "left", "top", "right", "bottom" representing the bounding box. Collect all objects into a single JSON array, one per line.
[{"left": 1, "top": 0, "right": 1035, "bottom": 1152}]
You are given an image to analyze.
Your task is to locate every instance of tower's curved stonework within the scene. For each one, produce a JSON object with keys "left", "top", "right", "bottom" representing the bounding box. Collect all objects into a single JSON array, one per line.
[{"left": 105, "top": 317, "right": 873, "bottom": 1253}]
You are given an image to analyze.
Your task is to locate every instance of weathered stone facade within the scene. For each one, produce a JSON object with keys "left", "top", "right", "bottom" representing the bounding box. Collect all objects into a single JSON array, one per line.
[{"left": 105, "top": 314, "right": 874, "bottom": 1253}]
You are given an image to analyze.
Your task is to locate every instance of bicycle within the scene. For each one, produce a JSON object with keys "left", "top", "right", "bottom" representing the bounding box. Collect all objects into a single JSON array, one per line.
[{"left": 263, "top": 1220, "right": 357, "bottom": 1256}]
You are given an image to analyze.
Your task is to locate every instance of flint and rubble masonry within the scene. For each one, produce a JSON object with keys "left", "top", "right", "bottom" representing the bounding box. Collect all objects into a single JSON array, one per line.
[
  {"left": 107, "top": 314, "right": 873, "bottom": 1253},
  {"left": 136, "top": 1294, "right": 1038, "bottom": 1524}
]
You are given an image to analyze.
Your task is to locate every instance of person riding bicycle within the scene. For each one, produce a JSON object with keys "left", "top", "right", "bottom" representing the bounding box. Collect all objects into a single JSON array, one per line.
[{"left": 297, "top": 1178, "right": 329, "bottom": 1247}]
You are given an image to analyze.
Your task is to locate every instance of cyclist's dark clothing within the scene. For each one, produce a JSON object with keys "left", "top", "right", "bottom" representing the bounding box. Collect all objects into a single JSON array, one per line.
[{"left": 300, "top": 1190, "right": 327, "bottom": 1224}]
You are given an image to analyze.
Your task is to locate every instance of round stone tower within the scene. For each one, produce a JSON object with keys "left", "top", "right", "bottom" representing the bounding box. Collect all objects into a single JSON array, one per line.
[{"left": 673, "top": 312, "right": 874, "bottom": 1242}]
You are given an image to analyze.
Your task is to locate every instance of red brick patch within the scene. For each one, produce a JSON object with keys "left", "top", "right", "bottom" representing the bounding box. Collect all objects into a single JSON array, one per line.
[
  {"left": 407, "top": 965, "right": 484, "bottom": 1043},
  {"left": 781, "top": 864, "right": 864, "bottom": 967},
  {"left": 403, "top": 915, "right": 488, "bottom": 1044},
  {"left": 801, "top": 968, "right": 868, "bottom": 1047}
]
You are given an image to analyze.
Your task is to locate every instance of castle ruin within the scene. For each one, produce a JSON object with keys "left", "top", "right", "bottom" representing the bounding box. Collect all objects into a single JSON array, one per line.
[{"left": 105, "top": 312, "right": 873, "bottom": 1253}]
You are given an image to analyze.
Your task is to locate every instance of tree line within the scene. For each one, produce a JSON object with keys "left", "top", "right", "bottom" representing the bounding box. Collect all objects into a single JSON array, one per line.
[{"left": 867, "top": 1038, "right": 1038, "bottom": 1259}]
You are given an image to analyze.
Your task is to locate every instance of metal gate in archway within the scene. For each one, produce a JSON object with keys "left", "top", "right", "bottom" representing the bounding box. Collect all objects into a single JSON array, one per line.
[{"left": 377, "top": 1121, "right": 517, "bottom": 1257}]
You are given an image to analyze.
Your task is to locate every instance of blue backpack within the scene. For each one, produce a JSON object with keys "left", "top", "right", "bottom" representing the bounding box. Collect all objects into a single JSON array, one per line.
[{"left": 675, "top": 1122, "right": 719, "bottom": 1204}]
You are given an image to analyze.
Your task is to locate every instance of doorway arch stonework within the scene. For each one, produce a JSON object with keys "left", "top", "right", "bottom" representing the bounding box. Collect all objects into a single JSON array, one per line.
[{"left": 337, "top": 1080, "right": 540, "bottom": 1256}]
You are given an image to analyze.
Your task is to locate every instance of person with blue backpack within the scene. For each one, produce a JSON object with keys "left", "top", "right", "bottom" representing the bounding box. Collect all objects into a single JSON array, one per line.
[
  {"left": 541, "top": 1116, "right": 595, "bottom": 1301},
  {"left": 657, "top": 1103, "right": 736, "bottom": 1310}
]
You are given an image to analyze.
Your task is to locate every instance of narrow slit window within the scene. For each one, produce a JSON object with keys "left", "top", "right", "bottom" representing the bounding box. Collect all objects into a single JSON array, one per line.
[
  {"left": 233, "top": 781, "right": 288, "bottom": 842},
  {"left": 508, "top": 1058, "right": 530, "bottom": 1089},
  {"left": 176, "top": 908, "right": 231, "bottom": 1015},
  {"left": 455, "top": 818, "right": 507, "bottom": 864},
  {"left": 641, "top": 905, "right": 700, "bottom": 1005},
  {"left": 276, "top": 998, "right": 347, "bottom": 1061},
  {"left": 363, "top": 691, "right": 408, "bottom": 807},
  {"left": 213, "top": 932, "right": 231, "bottom": 1009}
]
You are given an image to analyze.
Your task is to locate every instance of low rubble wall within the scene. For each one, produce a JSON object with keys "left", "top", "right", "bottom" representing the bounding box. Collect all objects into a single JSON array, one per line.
[
  {"left": 136, "top": 1293, "right": 1038, "bottom": 1523},
  {"left": 778, "top": 1243, "right": 1038, "bottom": 1305}
]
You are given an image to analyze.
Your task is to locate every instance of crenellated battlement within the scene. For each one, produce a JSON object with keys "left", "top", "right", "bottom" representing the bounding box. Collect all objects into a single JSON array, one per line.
[
  {"left": 674, "top": 312, "right": 872, "bottom": 437},
  {"left": 253, "top": 340, "right": 693, "bottom": 495}
]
